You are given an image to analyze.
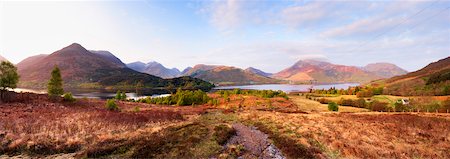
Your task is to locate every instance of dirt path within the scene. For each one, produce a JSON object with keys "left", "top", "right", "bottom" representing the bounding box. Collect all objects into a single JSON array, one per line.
[{"left": 226, "top": 123, "right": 285, "bottom": 159}]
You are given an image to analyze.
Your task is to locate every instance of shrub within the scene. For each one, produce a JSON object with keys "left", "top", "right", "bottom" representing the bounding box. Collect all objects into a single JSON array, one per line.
[
  {"left": 318, "top": 98, "right": 330, "bottom": 104},
  {"left": 352, "top": 98, "right": 366, "bottom": 108},
  {"left": 370, "top": 100, "right": 388, "bottom": 112},
  {"left": 106, "top": 99, "right": 119, "bottom": 111},
  {"left": 394, "top": 102, "right": 408, "bottom": 112},
  {"left": 328, "top": 102, "right": 339, "bottom": 111},
  {"left": 115, "top": 91, "right": 127, "bottom": 101},
  {"left": 63, "top": 92, "right": 76, "bottom": 102},
  {"left": 339, "top": 98, "right": 354, "bottom": 106},
  {"left": 442, "top": 98, "right": 450, "bottom": 110},
  {"left": 142, "top": 89, "right": 210, "bottom": 106},
  {"left": 356, "top": 90, "right": 373, "bottom": 98}
]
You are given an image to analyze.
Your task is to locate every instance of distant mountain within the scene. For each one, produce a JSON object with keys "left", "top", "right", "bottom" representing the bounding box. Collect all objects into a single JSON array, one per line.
[
  {"left": 184, "top": 64, "right": 280, "bottom": 85},
  {"left": 182, "top": 64, "right": 218, "bottom": 76},
  {"left": 17, "top": 43, "right": 213, "bottom": 90},
  {"left": 181, "top": 67, "right": 193, "bottom": 75},
  {"left": 378, "top": 56, "right": 450, "bottom": 96},
  {"left": 244, "top": 67, "right": 272, "bottom": 77},
  {"left": 127, "top": 61, "right": 181, "bottom": 79},
  {"left": 362, "top": 63, "right": 408, "bottom": 78},
  {"left": 273, "top": 60, "right": 381, "bottom": 83},
  {"left": 0, "top": 55, "right": 7, "bottom": 62}
]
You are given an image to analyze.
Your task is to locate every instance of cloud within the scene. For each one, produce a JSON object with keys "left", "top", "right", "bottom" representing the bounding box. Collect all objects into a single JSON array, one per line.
[{"left": 280, "top": 1, "right": 329, "bottom": 28}]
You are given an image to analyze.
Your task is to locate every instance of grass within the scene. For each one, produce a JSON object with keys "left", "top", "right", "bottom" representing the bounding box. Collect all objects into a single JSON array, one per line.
[
  {"left": 2, "top": 91, "right": 450, "bottom": 158},
  {"left": 289, "top": 95, "right": 369, "bottom": 113},
  {"left": 239, "top": 111, "right": 450, "bottom": 159}
]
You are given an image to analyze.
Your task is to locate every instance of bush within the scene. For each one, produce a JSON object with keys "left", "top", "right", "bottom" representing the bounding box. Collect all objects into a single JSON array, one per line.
[
  {"left": 141, "top": 89, "right": 210, "bottom": 106},
  {"left": 63, "top": 92, "right": 76, "bottom": 102},
  {"left": 115, "top": 91, "right": 127, "bottom": 101},
  {"left": 216, "top": 89, "right": 288, "bottom": 99},
  {"left": 370, "top": 100, "right": 388, "bottom": 112},
  {"left": 318, "top": 98, "right": 330, "bottom": 104},
  {"left": 353, "top": 98, "right": 366, "bottom": 108},
  {"left": 106, "top": 99, "right": 119, "bottom": 111},
  {"left": 356, "top": 90, "right": 373, "bottom": 98},
  {"left": 442, "top": 98, "right": 450, "bottom": 110},
  {"left": 339, "top": 98, "right": 353, "bottom": 106},
  {"left": 328, "top": 102, "right": 339, "bottom": 111}
]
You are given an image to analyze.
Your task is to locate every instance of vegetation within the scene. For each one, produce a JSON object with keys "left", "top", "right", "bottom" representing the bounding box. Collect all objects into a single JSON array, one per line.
[
  {"left": 63, "top": 92, "right": 76, "bottom": 102},
  {"left": 106, "top": 99, "right": 120, "bottom": 111},
  {"left": 47, "top": 65, "right": 64, "bottom": 99},
  {"left": 139, "top": 89, "right": 210, "bottom": 106},
  {"left": 216, "top": 89, "right": 288, "bottom": 99},
  {"left": 0, "top": 61, "right": 19, "bottom": 102},
  {"left": 115, "top": 90, "right": 127, "bottom": 101},
  {"left": 328, "top": 102, "right": 339, "bottom": 111}
]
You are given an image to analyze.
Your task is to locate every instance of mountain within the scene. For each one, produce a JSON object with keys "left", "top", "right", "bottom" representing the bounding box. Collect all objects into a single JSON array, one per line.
[
  {"left": 362, "top": 63, "right": 408, "bottom": 78},
  {"left": 127, "top": 61, "right": 181, "bottom": 79},
  {"left": 273, "top": 60, "right": 381, "bottom": 83},
  {"left": 182, "top": 64, "right": 218, "bottom": 76},
  {"left": 0, "top": 55, "right": 7, "bottom": 62},
  {"left": 90, "top": 50, "right": 126, "bottom": 67},
  {"left": 378, "top": 56, "right": 450, "bottom": 96},
  {"left": 244, "top": 67, "right": 272, "bottom": 77},
  {"left": 181, "top": 67, "right": 192, "bottom": 75},
  {"left": 17, "top": 43, "right": 213, "bottom": 90},
  {"left": 184, "top": 64, "right": 280, "bottom": 85},
  {"left": 17, "top": 54, "right": 48, "bottom": 69}
]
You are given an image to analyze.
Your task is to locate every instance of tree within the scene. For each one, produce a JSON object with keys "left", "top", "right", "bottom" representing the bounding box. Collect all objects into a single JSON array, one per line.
[
  {"left": 47, "top": 65, "right": 64, "bottom": 99},
  {"left": 0, "top": 61, "right": 20, "bottom": 102}
]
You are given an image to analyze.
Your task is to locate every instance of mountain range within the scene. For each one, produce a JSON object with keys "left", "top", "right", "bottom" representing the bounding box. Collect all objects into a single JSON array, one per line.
[
  {"left": 8, "top": 42, "right": 413, "bottom": 88},
  {"left": 127, "top": 61, "right": 181, "bottom": 79},
  {"left": 16, "top": 43, "right": 213, "bottom": 90},
  {"left": 377, "top": 56, "right": 450, "bottom": 96},
  {"left": 182, "top": 64, "right": 280, "bottom": 85},
  {"left": 272, "top": 60, "right": 407, "bottom": 84}
]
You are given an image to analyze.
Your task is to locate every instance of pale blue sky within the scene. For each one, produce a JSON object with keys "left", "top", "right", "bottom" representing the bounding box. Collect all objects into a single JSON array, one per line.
[{"left": 1, "top": 0, "right": 449, "bottom": 72}]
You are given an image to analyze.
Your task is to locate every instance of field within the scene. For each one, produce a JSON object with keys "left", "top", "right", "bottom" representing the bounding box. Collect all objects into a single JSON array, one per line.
[{"left": 1, "top": 91, "right": 449, "bottom": 158}]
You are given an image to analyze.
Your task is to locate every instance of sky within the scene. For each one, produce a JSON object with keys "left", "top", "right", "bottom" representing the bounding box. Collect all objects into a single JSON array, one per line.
[{"left": 0, "top": 0, "right": 449, "bottom": 73}]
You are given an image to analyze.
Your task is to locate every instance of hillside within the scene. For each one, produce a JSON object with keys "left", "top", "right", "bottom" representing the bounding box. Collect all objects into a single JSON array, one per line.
[
  {"left": 184, "top": 64, "right": 280, "bottom": 85},
  {"left": 273, "top": 60, "right": 380, "bottom": 83},
  {"left": 379, "top": 56, "right": 450, "bottom": 96},
  {"left": 17, "top": 43, "right": 213, "bottom": 90},
  {"left": 244, "top": 67, "right": 273, "bottom": 77},
  {"left": 127, "top": 61, "right": 181, "bottom": 78},
  {"left": 362, "top": 63, "right": 408, "bottom": 78}
]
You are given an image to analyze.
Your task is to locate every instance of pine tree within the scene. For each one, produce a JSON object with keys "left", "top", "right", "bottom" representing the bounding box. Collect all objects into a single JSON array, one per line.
[{"left": 47, "top": 65, "right": 64, "bottom": 99}]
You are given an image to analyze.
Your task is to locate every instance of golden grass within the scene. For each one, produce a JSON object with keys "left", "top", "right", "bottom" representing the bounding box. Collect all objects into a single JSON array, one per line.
[
  {"left": 289, "top": 95, "right": 369, "bottom": 113},
  {"left": 240, "top": 111, "right": 450, "bottom": 159}
]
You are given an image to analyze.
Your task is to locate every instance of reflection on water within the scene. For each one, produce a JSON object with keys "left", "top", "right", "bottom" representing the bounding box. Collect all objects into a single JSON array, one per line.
[{"left": 214, "top": 83, "right": 359, "bottom": 93}]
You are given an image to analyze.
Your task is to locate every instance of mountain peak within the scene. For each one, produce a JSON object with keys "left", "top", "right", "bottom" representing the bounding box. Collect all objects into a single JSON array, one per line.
[{"left": 67, "top": 43, "right": 84, "bottom": 49}]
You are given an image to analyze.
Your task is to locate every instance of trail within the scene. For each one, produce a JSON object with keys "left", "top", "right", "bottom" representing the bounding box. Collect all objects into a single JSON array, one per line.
[{"left": 226, "top": 123, "right": 285, "bottom": 159}]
